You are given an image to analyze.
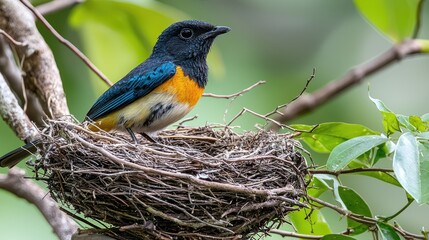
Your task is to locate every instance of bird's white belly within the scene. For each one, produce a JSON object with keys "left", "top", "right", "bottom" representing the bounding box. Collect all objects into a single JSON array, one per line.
[{"left": 116, "top": 92, "right": 192, "bottom": 133}]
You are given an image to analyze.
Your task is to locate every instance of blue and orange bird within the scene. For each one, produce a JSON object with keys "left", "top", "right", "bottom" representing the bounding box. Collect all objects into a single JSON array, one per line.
[
  {"left": 0, "top": 20, "right": 230, "bottom": 167},
  {"left": 85, "top": 20, "right": 230, "bottom": 142}
]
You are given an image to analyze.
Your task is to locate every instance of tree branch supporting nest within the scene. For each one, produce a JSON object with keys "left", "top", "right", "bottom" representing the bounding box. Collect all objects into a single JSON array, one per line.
[{"left": 0, "top": 168, "right": 78, "bottom": 240}]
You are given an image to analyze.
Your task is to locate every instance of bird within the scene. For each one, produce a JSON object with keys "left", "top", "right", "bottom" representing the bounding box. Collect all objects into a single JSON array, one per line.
[{"left": 0, "top": 20, "right": 230, "bottom": 167}]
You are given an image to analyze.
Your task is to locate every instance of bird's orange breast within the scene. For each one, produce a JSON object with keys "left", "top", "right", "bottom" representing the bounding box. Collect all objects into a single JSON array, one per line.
[
  {"left": 154, "top": 66, "right": 204, "bottom": 107},
  {"left": 88, "top": 66, "right": 204, "bottom": 133}
]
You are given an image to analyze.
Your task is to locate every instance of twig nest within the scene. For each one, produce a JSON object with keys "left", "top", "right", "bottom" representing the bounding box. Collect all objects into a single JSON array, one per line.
[{"left": 34, "top": 120, "right": 308, "bottom": 240}]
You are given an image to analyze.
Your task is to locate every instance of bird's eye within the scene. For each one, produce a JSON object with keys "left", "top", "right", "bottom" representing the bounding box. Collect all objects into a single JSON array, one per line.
[{"left": 179, "top": 28, "right": 194, "bottom": 39}]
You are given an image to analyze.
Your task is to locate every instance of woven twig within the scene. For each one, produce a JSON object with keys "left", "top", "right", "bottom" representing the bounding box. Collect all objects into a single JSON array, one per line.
[{"left": 33, "top": 120, "right": 308, "bottom": 240}]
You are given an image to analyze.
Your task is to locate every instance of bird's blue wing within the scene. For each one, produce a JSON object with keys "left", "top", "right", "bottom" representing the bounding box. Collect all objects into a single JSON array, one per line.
[{"left": 86, "top": 61, "right": 176, "bottom": 120}]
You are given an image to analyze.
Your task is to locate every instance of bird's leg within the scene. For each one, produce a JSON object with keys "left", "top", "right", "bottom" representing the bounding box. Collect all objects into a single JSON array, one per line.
[
  {"left": 140, "top": 132, "right": 156, "bottom": 143},
  {"left": 126, "top": 128, "right": 139, "bottom": 144}
]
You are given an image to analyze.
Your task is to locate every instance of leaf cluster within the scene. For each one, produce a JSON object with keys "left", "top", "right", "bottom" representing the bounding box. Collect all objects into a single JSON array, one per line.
[{"left": 287, "top": 0, "right": 429, "bottom": 239}]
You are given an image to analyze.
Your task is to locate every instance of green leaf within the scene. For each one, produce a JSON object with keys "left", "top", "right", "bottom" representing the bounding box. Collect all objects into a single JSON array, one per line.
[
  {"left": 369, "top": 95, "right": 400, "bottom": 135},
  {"left": 372, "top": 140, "right": 396, "bottom": 165},
  {"left": 393, "top": 132, "right": 429, "bottom": 204},
  {"left": 292, "top": 123, "right": 379, "bottom": 153},
  {"left": 377, "top": 222, "right": 401, "bottom": 240},
  {"left": 409, "top": 115, "right": 428, "bottom": 132},
  {"left": 354, "top": 0, "right": 422, "bottom": 42},
  {"left": 315, "top": 174, "right": 345, "bottom": 208},
  {"left": 406, "top": 192, "right": 415, "bottom": 202},
  {"left": 338, "top": 186, "right": 372, "bottom": 235},
  {"left": 382, "top": 112, "right": 401, "bottom": 135},
  {"left": 327, "top": 135, "right": 388, "bottom": 170},
  {"left": 397, "top": 114, "right": 416, "bottom": 131},
  {"left": 417, "top": 132, "right": 429, "bottom": 140},
  {"left": 308, "top": 176, "right": 330, "bottom": 198},
  {"left": 369, "top": 95, "right": 392, "bottom": 112},
  {"left": 289, "top": 208, "right": 331, "bottom": 236},
  {"left": 321, "top": 234, "right": 356, "bottom": 240},
  {"left": 421, "top": 113, "right": 429, "bottom": 122}
]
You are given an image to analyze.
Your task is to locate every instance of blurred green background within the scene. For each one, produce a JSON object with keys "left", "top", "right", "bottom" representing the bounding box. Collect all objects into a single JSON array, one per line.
[{"left": 1, "top": 0, "right": 428, "bottom": 239}]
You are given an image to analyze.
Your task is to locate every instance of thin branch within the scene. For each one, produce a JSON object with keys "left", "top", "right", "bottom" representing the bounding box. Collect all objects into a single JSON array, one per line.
[
  {"left": 310, "top": 167, "right": 394, "bottom": 176},
  {"left": 383, "top": 198, "right": 414, "bottom": 222},
  {"left": 0, "top": 29, "right": 26, "bottom": 46},
  {"left": 0, "top": 168, "right": 78, "bottom": 240},
  {"left": 268, "top": 39, "right": 424, "bottom": 130},
  {"left": 203, "top": 80, "right": 266, "bottom": 99},
  {"left": 226, "top": 107, "right": 296, "bottom": 131},
  {"left": 161, "top": 135, "right": 218, "bottom": 143},
  {"left": 177, "top": 115, "right": 198, "bottom": 127},
  {"left": 204, "top": 81, "right": 266, "bottom": 125},
  {"left": 60, "top": 207, "right": 102, "bottom": 230},
  {"left": 72, "top": 233, "right": 118, "bottom": 240},
  {"left": 269, "top": 229, "right": 322, "bottom": 239},
  {"left": 166, "top": 231, "right": 238, "bottom": 240},
  {"left": 19, "top": 0, "right": 112, "bottom": 87},
  {"left": 0, "top": 0, "right": 70, "bottom": 120},
  {"left": 36, "top": 0, "right": 83, "bottom": 15},
  {"left": 308, "top": 196, "right": 426, "bottom": 240},
  {"left": 265, "top": 68, "right": 315, "bottom": 117}
]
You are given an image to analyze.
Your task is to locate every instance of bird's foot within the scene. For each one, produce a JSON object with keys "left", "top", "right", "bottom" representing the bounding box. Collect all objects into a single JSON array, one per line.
[
  {"left": 140, "top": 132, "right": 156, "bottom": 143},
  {"left": 126, "top": 128, "right": 140, "bottom": 144}
]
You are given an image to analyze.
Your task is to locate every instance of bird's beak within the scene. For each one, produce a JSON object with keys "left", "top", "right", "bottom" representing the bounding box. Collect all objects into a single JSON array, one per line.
[
  {"left": 213, "top": 26, "right": 231, "bottom": 35},
  {"left": 204, "top": 26, "right": 231, "bottom": 38}
]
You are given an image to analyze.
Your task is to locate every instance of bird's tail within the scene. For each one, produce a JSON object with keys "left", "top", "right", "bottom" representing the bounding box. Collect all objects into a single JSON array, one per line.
[{"left": 0, "top": 140, "right": 42, "bottom": 168}]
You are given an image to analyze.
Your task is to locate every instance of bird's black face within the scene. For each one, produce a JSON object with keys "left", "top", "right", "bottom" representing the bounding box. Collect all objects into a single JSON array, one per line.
[{"left": 152, "top": 20, "right": 230, "bottom": 61}]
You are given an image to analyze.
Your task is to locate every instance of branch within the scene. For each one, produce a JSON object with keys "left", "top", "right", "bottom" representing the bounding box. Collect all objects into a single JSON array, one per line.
[
  {"left": 308, "top": 196, "right": 426, "bottom": 240},
  {"left": 0, "top": 168, "right": 78, "bottom": 240},
  {"left": 268, "top": 39, "right": 424, "bottom": 130},
  {"left": 0, "top": 71, "right": 39, "bottom": 141},
  {"left": 226, "top": 107, "right": 296, "bottom": 132},
  {"left": 0, "top": 0, "right": 69, "bottom": 119},
  {"left": 0, "top": 29, "right": 26, "bottom": 46},
  {"left": 36, "top": 0, "right": 83, "bottom": 15},
  {"left": 383, "top": 198, "right": 413, "bottom": 222},
  {"left": 310, "top": 167, "right": 394, "bottom": 176},
  {"left": 19, "top": 0, "right": 112, "bottom": 87},
  {"left": 203, "top": 80, "right": 266, "bottom": 99},
  {"left": 269, "top": 229, "right": 322, "bottom": 239}
]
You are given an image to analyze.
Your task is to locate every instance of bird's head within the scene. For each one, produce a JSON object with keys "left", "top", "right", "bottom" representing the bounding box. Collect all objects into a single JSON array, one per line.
[{"left": 151, "top": 20, "right": 230, "bottom": 62}]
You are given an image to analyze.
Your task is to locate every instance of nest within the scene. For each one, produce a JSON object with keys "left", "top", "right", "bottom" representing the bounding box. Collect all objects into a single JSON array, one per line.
[{"left": 33, "top": 120, "right": 308, "bottom": 240}]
